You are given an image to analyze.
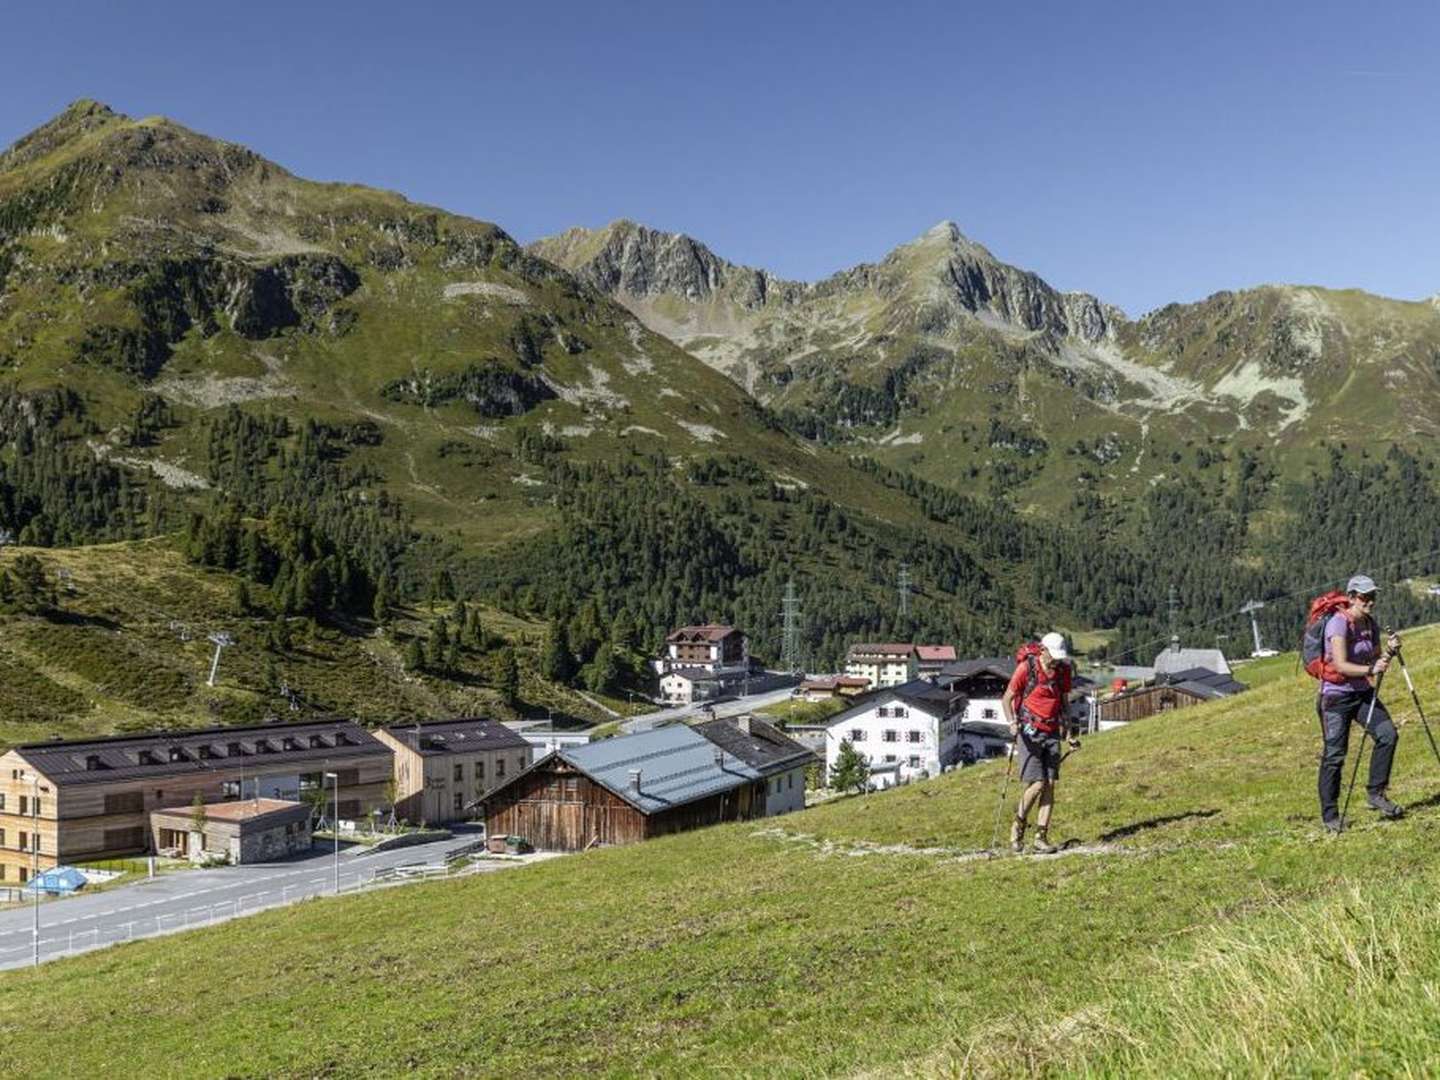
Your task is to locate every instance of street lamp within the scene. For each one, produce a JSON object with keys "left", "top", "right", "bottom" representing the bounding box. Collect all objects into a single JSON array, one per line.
[
  {"left": 323, "top": 771, "right": 339, "bottom": 894},
  {"left": 20, "top": 770, "right": 42, "bottom": 967}
]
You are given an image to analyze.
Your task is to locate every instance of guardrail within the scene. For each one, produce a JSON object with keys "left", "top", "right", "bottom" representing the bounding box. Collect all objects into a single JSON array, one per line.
[{"left": 0, "top": 858, "right": 481, "bottom": 969}]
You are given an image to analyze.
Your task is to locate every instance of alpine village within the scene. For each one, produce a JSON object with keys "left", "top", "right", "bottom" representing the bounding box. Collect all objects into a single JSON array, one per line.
[{"left": 4, "top": 67, "right": 1440, "bottom": 1078}]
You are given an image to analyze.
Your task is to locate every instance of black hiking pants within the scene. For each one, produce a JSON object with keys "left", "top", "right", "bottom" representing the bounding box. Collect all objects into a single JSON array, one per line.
[{"left": 1317, "top": 689, "right": 1398, "bottom": 822}]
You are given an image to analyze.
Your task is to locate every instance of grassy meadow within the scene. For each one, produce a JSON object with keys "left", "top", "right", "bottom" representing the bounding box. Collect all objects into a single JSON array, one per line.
[{"left": 4, "top": 632, "right": 1440, "bottom": 1076}]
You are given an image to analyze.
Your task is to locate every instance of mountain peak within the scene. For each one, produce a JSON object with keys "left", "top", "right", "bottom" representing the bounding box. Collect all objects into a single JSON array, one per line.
[{"left": 1, "top": 98, "right": 127, "bottom": 172}]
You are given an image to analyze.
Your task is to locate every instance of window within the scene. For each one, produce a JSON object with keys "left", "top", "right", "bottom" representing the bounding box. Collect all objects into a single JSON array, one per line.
[
  {"left": 787, "top": 773, "right": 794, "bottom": 790},
  {"left": 883, "top": 755, "right": 897, "bottom": 764},
  {"left": 496, "top": 759, "right": 506, "bottom": 779},
  {"left": 453, "top": 793, "right": 463, "bottom": 814},
  {"left": 0, "top": 828, "right": 5, "bottom": 847},
  {"left": 309, "top": 735, "right": 329, "bottom": 749},
  {"left": 86, "top": 754, "right": 103, "bottom": 771},
  {"left": 0, "top": 793, "right": 5, "bottom": 810},
  {"left": 198, "top": 745, "right": 216, "bottom": 760},
  {"left": 908, "top": 755, "right": 922, "bottom": 768},
  {"left": 0, "top": 865, "right": 5, "bottom": 880},
  {"left": 221, "top": 781, "right": 241, "bottom": 800},
  {"left": 104, "top": 792, "right": 144, "bottom": 814},
  {"left": 168, "top": 747, "right": 187, "bottom": 763},
  {"left": 895, "top": 707, "right": 908, "bottom": 718},
  {"left": 453, "top": 763, "right": 464, "bottom": 782},
  {"left": 981, "top": 707, "right": 997, "bottom": 720},
  {"left": 517, "top": 756, "right": 526, "bottom": 773},
  {"left": 155, "top": 790, "right": 164, "bottom": 802},
  {"left": 476, "top": 760, "right": 485, "bottom": 780},
  {"left": 883, "top": 730, "right": 898, "bottom": 743},
  {"left": 18, "top": 831, "right": 28, "bottom": 852},
  {"left": 907, "top": 730, "right": 923, "bottom": 743},
  {"left": 849, "top": 729, "right": 865, "bottom": 742},
  {"left": 18, "top": 796, "right": 27, "bottom": 816},
  {"left": 876, "top": 706, "right": 889, "bottom": 718},
  {"left": 33, "top": 798, "right": 41, "bottom": 816},
  {"left": 228, "top": 742, "right": 244, "bottom": 757},
  {"left": 18, "top": 867, "right": 27, "bottom": 883},
  {"left": 282, "top": 737, "right": 300, "bottom": 751}
]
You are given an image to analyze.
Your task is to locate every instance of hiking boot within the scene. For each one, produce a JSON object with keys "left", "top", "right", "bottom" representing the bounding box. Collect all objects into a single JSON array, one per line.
[
  {"left": 1367, "top": 793, "right": 1404, "bottom": 819},
  {"left": 1032, "top": 832, "right": 1059, "bottom": 855},
  {"left": 1323, "top": 816, "right": 1344, "bottom": 835},
  {"left": 1009, "top": 817, "right": 1026, "bottom": 853}
]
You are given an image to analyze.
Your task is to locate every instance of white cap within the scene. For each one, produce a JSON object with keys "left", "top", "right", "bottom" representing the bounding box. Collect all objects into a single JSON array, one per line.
[{"left": 1040, "top": 631, "right": 1069, "bottom": 660}]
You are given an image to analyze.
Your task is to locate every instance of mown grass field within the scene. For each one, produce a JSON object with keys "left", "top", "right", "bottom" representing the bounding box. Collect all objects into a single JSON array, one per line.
[{"left": 4, "top": 631, "right": 1440, "bottom": 1076}]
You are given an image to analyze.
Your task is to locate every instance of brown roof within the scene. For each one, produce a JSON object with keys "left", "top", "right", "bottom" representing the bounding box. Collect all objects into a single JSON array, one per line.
[
  {"left": 666, "top": 624, "right": 739, "bottom": 643},
  {"left": 846, "top": 643, "right": 917, "bottom": 658},
  {"left": 916, "top": 645, "right": 957, "bottom": 661},
  {"left": 151, "top": 798, "right": 308, "bottom": 826}
]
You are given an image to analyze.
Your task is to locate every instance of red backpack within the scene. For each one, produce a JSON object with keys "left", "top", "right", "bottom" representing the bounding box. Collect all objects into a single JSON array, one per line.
[
  {"left": 1014, "top": 641, "right": 1072, "bottom": 705},
  {"left": 1301, "top": 592, "right": 1356, "bottom": 683}
]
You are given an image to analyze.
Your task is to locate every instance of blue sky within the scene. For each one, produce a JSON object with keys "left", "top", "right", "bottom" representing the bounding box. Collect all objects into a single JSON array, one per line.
[{"left": 4, "top": 1, "right": 1437, "bottom": 315}]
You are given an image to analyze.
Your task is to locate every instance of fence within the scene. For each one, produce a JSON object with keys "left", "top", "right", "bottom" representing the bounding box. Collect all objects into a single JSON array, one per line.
[{"left": 0, "top": 860, "right": 475, "bottom": 969}]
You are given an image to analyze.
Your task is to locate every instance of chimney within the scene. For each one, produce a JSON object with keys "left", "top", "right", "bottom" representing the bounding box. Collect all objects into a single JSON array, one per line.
[
  {"left": 714, "top": 747, "right": 725, "bottom": 769},
  {"left": 737, "top": 715, "right": 751, "bottom": 736},
  {"left": 628, "top": 769, "right": 642, "bottom": 793}
]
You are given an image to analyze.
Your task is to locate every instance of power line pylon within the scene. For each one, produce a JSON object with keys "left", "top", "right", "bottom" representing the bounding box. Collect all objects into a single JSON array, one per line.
[
  {"left": 780, "top": 580, "right": 803, "bottom": 675},
  {"left": 897, "top": 563, "right": 911, "bottom": 619}
]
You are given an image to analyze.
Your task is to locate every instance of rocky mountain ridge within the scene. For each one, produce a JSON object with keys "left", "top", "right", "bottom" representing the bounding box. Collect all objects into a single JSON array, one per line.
[{"left": 532, "top": 217, "right": 1440, "bottom": 507}]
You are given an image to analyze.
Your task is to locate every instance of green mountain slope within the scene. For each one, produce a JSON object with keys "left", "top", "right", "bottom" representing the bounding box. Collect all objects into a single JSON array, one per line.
[
  {"left": 531, "top": 220, "right": 1440, "bottom": 514},
  {"left": 4, "top": 632, "right": 1440, "bottom": 1075},
  {"left": 0, "top": 541, "right": 622, "bottom": 747},
  {"left": 0, "top": 102, "right": 1062, "bottom": 663}
]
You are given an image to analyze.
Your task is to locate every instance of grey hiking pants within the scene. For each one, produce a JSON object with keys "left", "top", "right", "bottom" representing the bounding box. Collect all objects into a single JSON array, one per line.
[{"left": 1317, "top": 689, "right": 1398, "bottom": 822}]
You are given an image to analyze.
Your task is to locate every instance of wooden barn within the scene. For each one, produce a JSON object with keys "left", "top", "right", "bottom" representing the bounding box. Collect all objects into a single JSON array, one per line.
[
  {"left": 1096, "top": 667, "right": 1247, "bottom": 725},
  {"left": 478, "top": 725, "right": 766, "bottom": 851}
]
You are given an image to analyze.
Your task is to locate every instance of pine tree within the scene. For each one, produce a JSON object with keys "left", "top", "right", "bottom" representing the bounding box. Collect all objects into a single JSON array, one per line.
[
  {"left": 492, "top": 646, "right": 520, "bottom": 705},
  {"left": 403, "top": 638, "right": 425, "bottom": 672},
  {"left": 373, "top": 577, "right": 393, "bottom": 624},
  {"left": 541, "top": 623, "right": 576, "bottom": 685},
  {"left": 830, "top": 739, "right": 870, "bottom": 795}
]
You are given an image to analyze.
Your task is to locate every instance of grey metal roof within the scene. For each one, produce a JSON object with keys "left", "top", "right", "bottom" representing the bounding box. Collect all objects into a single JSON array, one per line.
[
  {"left": 1159, "top": 667, "right": 1247, "bottom": 695},
  {"left": 1153, "top": 647, "right": 1232, "bottom": 676},
  {"left": 824, "top": 681, "right": 966, "bottom": 728},
  {"left": 15, "top": 719, "right": 386, "bottom": 787},
  {"left": 559, "top": 724, "right": 762, "bottom": 814},
  {"left": 383, "top": 717, "right": 530, "bottom": 756},
  {"left": 940, "top": 656, "right": 1014, "bottom": 679},
  {"left": 693, "top": 717, "right": 816, "bottom": 775}
]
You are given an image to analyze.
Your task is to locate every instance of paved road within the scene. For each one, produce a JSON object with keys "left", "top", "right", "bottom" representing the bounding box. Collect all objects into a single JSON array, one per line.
[
  {"left": 620, "top": 683, "right": 799, "bottom": 734},
  {"left": 0, "top": 830, "right": 518, "bottom": 970}
]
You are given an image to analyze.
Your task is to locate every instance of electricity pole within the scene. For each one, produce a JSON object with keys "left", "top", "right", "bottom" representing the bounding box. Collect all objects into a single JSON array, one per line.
[
  {"left": 897, "top": 563, "right": 911, "bottom": 620},
  {"left": 780, "top": 580, "right": 803, "bottom": 675}
]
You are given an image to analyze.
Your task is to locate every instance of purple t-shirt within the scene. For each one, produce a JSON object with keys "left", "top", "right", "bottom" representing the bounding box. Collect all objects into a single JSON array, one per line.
[{"left": 1322, "top": 612, "right": 1377, "bottom": 696}]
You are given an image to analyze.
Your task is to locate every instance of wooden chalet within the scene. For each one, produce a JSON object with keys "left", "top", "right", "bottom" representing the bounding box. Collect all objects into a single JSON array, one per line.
[
  {"left": 1096, "top": 667, "right": 1246, "bottom": 725},
  {"left": 479, "top": 725, "right": 766, "bottom": 851}
]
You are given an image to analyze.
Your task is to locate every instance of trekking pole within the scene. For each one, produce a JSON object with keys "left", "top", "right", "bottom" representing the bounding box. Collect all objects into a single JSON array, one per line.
[
  {"left": 988, "top": 738, "right": 1017, "bottom": 852},
  {"left": 1391, "top": 646, "right": 1440, "bottom": 768},
  {"left": 1341, "top": 667, "right": 1387, "bottom": 825}
]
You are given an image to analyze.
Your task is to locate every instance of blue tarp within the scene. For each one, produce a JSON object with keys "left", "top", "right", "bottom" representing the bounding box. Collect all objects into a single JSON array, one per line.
[{"left": 26, "top": 866, "right": 87, "bottom": 895}]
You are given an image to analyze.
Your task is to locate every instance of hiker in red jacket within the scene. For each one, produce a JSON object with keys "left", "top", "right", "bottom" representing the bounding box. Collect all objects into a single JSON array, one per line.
[
  {"left": 1002, "top": 631, "right": 1077, "bottom": 854},
  {"left": 1317, "top": 574, "right": 1403, "bottom": 832}
]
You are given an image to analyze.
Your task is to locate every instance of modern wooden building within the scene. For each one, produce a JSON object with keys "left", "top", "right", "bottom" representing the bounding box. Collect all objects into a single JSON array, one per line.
[
  {"left": 373, "top": 718, "right": 533, "bottom": 825},
  {"left": 480, "top": 724, "right": 766, "bottom": 851},
  {"left": 0, "top": 719, "right": 390, "bottom": 881}
]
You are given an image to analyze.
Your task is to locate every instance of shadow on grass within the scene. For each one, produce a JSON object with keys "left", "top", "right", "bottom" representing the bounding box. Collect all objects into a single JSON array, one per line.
[{"left": 1099, "top": 808, "right": 1220, "bottom": 842}]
